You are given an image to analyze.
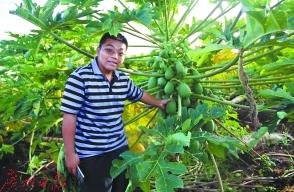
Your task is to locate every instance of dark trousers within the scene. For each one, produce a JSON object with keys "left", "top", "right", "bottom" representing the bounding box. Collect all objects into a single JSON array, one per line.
[{"left": 79, "top": 146, "right": 128, "bottom": 192}]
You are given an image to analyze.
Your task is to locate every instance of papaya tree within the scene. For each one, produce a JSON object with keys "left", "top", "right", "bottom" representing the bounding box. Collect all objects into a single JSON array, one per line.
[{"left": 0, "top": 0, "right": 293, "bottom": 191}]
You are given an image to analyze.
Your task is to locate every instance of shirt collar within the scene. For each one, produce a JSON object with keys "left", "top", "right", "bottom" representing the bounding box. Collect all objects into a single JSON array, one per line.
[{"left": 91, "top": 57, "right": 120, "bottom": 80}]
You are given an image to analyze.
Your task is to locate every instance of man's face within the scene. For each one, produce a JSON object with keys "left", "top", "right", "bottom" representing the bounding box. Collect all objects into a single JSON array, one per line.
[{"left": 97, "top": 38, "right": 127, "bottom": 74}]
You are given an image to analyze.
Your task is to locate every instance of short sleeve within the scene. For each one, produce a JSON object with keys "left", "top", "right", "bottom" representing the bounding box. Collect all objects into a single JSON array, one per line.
[
  {"left": 60, "top": 72, "right": 85, "bottom": 114},
  {"left": 126, "top": 79, "right": 143, "bottom": 103}
]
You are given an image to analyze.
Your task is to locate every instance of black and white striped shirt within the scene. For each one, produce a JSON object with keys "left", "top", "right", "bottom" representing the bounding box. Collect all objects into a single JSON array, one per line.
[{"left": 61, "top": 58, "right": 143, "bottom": 158}]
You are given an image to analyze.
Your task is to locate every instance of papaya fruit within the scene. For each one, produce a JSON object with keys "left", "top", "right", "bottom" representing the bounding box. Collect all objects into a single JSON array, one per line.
[
  {"left": 177, "top": 83, "right": 192, "bottom": 98},
  {"left": 166, "top": 100, "right": 177, "bottom": 114},
  {"left": 165, "top": 67, "right": 175, "bottom": 80},
  {"left": 148, "top": 77, "right": 157, "bottom": 89},
  {"left": 193, "top": 83, "right": 203, "bottom": 94},
  {"left": 157, "top": 77, "right": 167, "bottom": 87},
  {"left": 164, "top": 81, "right": 174, "bottom": 95},
  {"left": 175, "top": 61, "right": 187, "bottom": 77}
]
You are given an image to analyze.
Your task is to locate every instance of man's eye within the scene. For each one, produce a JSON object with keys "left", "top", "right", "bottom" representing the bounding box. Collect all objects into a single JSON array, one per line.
[
  {"left": 105, "top": 48, "right": 114, "bottom": 54},
  {"left": 119, "top": 53, "right": 125, "bottom": 56}
]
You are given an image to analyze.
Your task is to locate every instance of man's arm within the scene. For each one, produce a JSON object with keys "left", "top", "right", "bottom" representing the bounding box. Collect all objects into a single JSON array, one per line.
[
  {"left": 140, "top": 92, "right": 169, "bottom": 110},
  {"left": 62, "top": 113, "right": 80, "bottom": 176}
]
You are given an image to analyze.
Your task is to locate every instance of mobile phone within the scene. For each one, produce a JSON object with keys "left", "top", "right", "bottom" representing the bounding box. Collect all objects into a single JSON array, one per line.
[{"left": 77, "top": 166, "right": 85, "bottom": 184}]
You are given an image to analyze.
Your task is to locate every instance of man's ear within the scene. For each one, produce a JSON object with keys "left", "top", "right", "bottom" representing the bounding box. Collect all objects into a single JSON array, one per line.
[{"left": 96, "top": 47, "right": 100, "bottom": 54}]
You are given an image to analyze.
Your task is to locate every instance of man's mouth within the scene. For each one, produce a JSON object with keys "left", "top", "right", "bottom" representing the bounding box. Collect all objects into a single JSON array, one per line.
[{"left": 108, "top": 61, "right": 118, "bottom": 65}]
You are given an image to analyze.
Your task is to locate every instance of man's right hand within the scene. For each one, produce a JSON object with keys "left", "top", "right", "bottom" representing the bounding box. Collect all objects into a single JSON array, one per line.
[{"left": 65, "top": 152, "right": 80, "bottom": 176}]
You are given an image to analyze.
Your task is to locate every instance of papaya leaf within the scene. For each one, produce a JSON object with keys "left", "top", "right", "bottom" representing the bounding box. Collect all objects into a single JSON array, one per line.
[
  {"left": 160, "top": 160, "right": 187, "bottom": 175},
  {"left": 259, "top": 89, "right": 294, "bottom": 103},
  {"left": 181, "top": 118, "right": 191, "bottom": 132},
  {"left": 247, "top": 127, "right": 268, "bottom": 149},
  {"left": 209, "top": 106, "right": 225, "bottom": 119},
  {"left": 166, "top": 132, "right": 191, "bottom": 154},
  {"left": 10, "top": 6, "right": 48, "bottom": 29},
  {"left": 244, "top": 10, "right": 289, "bottom": 48},
  {"left": 110, "top": 151, "right": 144, "bottom": 179},
  {"left": 206, "top": 142, "right": 226, "bottom": 159},
  {"left": 40, "top": 0, "right": 59, "bottom": 23},
  {"left": 155, "top": 173, "right": 184, "bottom": 192},
  {"left": 132, "top": 3, "right": 154, "bottom": 26},
  {"left": 192, "top": 132, "right": 242, "bottom": 158},
  {"left": 187, "top": 44, "right": 233, "bottom": 61},
  {"left": 0, "top": 144, "right": 15, "bottom": 154},
  {"left": 136, "top": 158, "right": 186, "bottom": 192},
  {"left": 262, "top": 58, "right": 294, "bottom": 72},
  {"left": 137, "top": 160, "right": 156, "bottom": 181}
]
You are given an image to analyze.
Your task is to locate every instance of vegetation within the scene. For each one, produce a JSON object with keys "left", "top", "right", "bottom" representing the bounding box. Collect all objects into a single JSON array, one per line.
[{"left": 0, "top": 0, "right": 293, "bottom": 191}]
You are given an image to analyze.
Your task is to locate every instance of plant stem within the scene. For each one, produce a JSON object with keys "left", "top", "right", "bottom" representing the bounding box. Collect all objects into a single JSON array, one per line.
[
  {"left": 200, "top": 74, "right": 294, "bottom": 83},
  {"left": 164, "top": 0, "right": 169, "bottom": 41},
  {"left": 122, "top": 29, "right": 156, "bottom": 45},
  {"left": 124, "top": 24, "right": 159, "bottom": 45},
  {"left": 186, "top": 56, "right": 239, "bottom": 79},
  {"left": 170, "top": 0, "right": 199, "bottom": 38},
  {"left": 202, "top": 79, "right": 294, "bottom": 89},
  {"left": 192, "top": 93, "right": 250, "bottom": 109},
  {"left": 129, "top": 109, "right": 159, "bottom": 148},
  {"left": 125, "top": 107, "right": 155, "bottom": 125},
  {"left": 119, "top": 68, "right": 163, "bottom": 77},
  {"left": 190, "top": 3, "right": 238, "bottom": 44},
  {"left": 197, "top": 46, "right": 285, "bottom": 73},
  {"left": 184, "top": 0, "right": 223, "bottom": 44},
  {"left": 210, "top": 153, "right": 224, "bottom": 192},
  {"left": 238, "top": 49, "right": 260, "bottom": 129},
  {"left": 49, "top": 31, "right": 93, "bottom": 58},
  {"left": 29, "top": 129, "right": 35, "bottom": 163},
  {"left": 177, "top": 95, "right": 182, "bottom": 118}
]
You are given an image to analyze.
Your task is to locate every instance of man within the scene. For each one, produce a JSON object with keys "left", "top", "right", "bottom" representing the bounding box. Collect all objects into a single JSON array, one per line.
[{"left": 60, "top": 32, "right": 168, "bottom": 192}]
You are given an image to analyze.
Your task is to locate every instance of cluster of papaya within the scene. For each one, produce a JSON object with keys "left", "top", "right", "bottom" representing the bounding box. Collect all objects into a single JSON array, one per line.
[{"left": 146, "top": 42, "right": 204, "bottom": 115}]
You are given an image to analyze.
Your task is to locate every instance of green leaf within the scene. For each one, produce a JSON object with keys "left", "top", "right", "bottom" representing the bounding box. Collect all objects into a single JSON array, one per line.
[
  {"left": 155, "top": 173, "right": 183, "bottom": 192},
  {"left": 166, "top": 132, "right": 191, "bottom": 154},
  {"left": 209, "top": 106, "right": 225, "bottom": 119},
  {"left": 262, "top": 58, "right": 294, "bottom": 72},
  {"left": 247, "top": 127, "right": 268, "bottom": 149},
  {"left": 259, "top": 89, "right": 294, "bottom": 103},
  {"left": 181, "top": 118, "right": 191, "bottom": 132},
  {"left": 277, "top": 111, "right": 287, "bottom": 120},
  {"left": 0, "top": 144, "right": 15, "bottom": 154},
  {"left": 110, "top": 151, "right": 144, "bottom": 178},
  {"left": 10, "top": 6, "right": 48, "bottom": 29},
  {"left": 192, "top": 132, "right": 242, "bottom": 158},
  {"left": 134, "top": 3, "right": 154, "bottom": 26},
  {"left": 265, "top": 10, "right": 288, "bottom": 33},
  {"left": 40, "top": 0, "right": 59, "bottom": 23},
  {"left": 207, "top": 142, "right": 226, "bottom": 159},
  {"left": 187, "top": 44, "right": 233, "bottom": 61},
  {"left": 160, "top": 160, "right": 187, "bottom": 175},
  {"left": 244, "top": 10, "right": 290, "bottom": 47},
  {"left": 137, "top": 160, "right": 156, "bottom": 181},
  {"left": 33, "top": 101, "right": 41, "bottom": 116}
]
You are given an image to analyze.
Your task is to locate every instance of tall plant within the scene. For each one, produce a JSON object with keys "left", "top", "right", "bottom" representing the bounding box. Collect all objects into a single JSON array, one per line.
[{"left": 0, "top": 0, "right": 293, "bottom": 191}]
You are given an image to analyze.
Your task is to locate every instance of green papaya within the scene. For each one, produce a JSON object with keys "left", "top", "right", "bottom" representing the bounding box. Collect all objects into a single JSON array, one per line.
[
  {"left": 175, "top": 61, "right": 187, "bottom": 77},
  {"left": 157, "top": 77, "right": 167, "bottom": 87},
  {"left": 182, "top": 97, "right": 191, "bottom": 107},
  {"left": 165, "top": 67, "right": 175, "bottom": 80},
  {"left": 193, "top": 83, "right": 203, "bottom": 94},
  {"left": 177, "top": 83, "right": 192, "bottom": 98},
  {"left": 166, "top": 100, "right": 177, "bottom": 114},
  {"left": 164, "top": 81, "right": 174, "bottom": 95},
  {"left": 148, "top": 77, "right": 157, "bottom": 89}
]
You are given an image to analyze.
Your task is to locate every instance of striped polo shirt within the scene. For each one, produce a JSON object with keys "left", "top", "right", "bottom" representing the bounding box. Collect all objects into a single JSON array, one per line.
[{"left": 60, "top": 57, "right": 143, "bottom": 158}]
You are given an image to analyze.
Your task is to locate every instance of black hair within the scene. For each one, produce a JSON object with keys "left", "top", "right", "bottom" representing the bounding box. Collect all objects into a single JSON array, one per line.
[{"left": 98, "top": 32, "right": 128, "bottom": 49}]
